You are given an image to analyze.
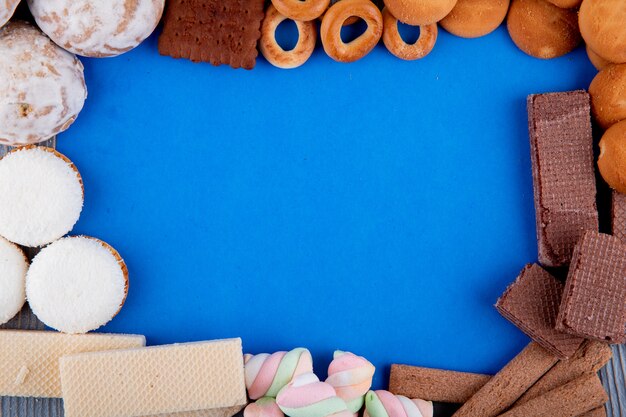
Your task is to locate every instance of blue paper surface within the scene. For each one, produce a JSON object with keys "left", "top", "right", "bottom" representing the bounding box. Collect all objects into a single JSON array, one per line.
[{"left": 55, "top": 25, "right": 597, "bottom": 388}]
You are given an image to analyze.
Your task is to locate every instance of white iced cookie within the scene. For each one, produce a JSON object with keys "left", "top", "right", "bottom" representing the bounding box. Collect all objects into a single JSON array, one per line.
[
  {"left": 0, "top": 236, "right": 28, "bottom": 325},
  {"left": 0, "top": 147, "right": 84, "bottom": 247},
  {"left": 26, "top": 236, "right": 129, "bottom": 334},
  {"left": 0, "top": 22, "right": 86, "bottom": 146},
  {"left": 28, "top": 0, "right": 165, "bottom": 57},
  {"left": 0, "top": 0, "right": 20, "bottom": 28}
]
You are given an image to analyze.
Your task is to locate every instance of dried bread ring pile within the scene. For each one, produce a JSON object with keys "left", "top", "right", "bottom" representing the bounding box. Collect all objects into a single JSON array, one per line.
[
  {"left": 382, "top": 0, "right": 457, "bottom": 26},
  {"left": 382, "top": 7, "right": 437, "bottom": 60},
  {"left": 26, "top": 236, "right": 129, "bottom": 334},
  {"left": 440, "top": 0, "right": 510, "bottom": 39},
  {"left": 260, "top": 4, "right": 317, "bottom": 69},
  {"left": 0, "top": 146, "right": 83, "bottom": 248},
  {"left": 27, "top": 0, "right": 165, "bottom": 57},
  {"left": 0, "top": 0, "right": 20, "bottom": 28},
  {"left": 0, "top": 236, "right": 28, "bottom": 325},
  {"left": 0, "top": 22, "right": 86, "bottom": 146},
  {"left": 321, "top": 0, "right": 383, "bottom": 63}
]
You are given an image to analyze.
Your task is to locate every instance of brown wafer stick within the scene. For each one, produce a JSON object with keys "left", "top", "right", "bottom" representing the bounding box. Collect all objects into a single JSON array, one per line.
[
  {"left": 527, "top": 91, "right": 598, "bottom": 268},
  {"left": 556, "top": 231, "right": 626, "bottom": 343},
  {"left": 515, "top": 340, "right": 612, "bottom": 405},
  {"left": 451, "top": 342, "right": 558, "bottom": 417},
  {"left": 579, "top": 407, "right": 606, "bottom": 417},
  {"left": 611, "top": 191, "right": 626, "bottom": 242},
  {"left": 389, "top": 364, "right": 491, "bottom": 403},
  {"left": 496, "top": 264, "right": 583, "bottom": 359},
  {"left": 498, "top": 374, "right": 608, "bottom": 417}
]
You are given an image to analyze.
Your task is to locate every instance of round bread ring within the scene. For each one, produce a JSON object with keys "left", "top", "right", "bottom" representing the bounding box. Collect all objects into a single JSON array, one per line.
[
  {"left": 260, "top": 5, "right": 317, "bottom": 69},
  {"left": 321, "top": 0, "right": 383, "bottom": 63},
  {"left": 272, "top": 0, "right": 330, "bottom": 21},
  {"left": 382, "top": 7, "right": 437, "bottom": 60}
]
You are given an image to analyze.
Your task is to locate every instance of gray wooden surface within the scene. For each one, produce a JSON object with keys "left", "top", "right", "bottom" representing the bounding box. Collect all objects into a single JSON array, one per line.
[{"left": 0, "top": 139, "right": 624, "bottom": 416}]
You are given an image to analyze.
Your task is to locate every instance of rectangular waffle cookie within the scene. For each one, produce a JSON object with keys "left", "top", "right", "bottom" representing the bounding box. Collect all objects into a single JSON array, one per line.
[
  {"left": 496, "top": 264, "right": 583, "bottom": 358},
  {"left": 158, "top": 0, "right": 264, "bottom": 69},
  {"left": 527, "top": 91, "right": 598, "bottom": 268},
  {"left": 556, "top": 231, "right": 626, "bottom": 343},
  {"left": 611, "top": 191, "right": 626, "bottom": 242},
  {"left": 389, "top": 364, "right": 491, "bottom": 403},
  {"left": 0, "top": 330, "right": 145, "bottom": 398},
  {"left": 59, "top": 338, "right": 246, "bottom": 417}
]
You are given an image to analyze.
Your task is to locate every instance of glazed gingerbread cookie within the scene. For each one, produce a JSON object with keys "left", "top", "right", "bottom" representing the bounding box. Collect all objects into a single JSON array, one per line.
[
  {"left": 28, "top": 0, "right": 165, "bottom": 57},
  {"left": 0, "top": 22, "right": 87, "bottom": 146},
  {"left": 579, "top": 0, "right": 626, "bottom": 64},
  {"left": 589, "top": 64, "right": 626, "bottom": 130},
  {"left": 0, "top": 0, "right": 20, "bottom": 28},
  {"left": 440, "top": 0, "right": 510, "bottom": 39},
  {"left": 507, "top": 0, "right": 581, "bottom": 59},
  {"left": 383, "top": 0, "right": 457, "bottom": 26}
]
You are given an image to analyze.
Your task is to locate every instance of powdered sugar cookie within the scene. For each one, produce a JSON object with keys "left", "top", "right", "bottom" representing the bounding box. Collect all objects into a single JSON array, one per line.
[
  {"left": 0, "top": 146, "right": 83, "bottom": 247},
  {"left": 0, "top": 236, "right": 28, "bottom": 325},
  {"left": 0, "top": 0, "right": 20, "bottom": 28},
  {"left": 28, "top": 0, "right": 165, "bottom": 57},
  {"left": 0, "top": 22, "right": 86, "bottom": 146},
  {"left": 26, "top": 236, "right": 129, "bottom": 334}
]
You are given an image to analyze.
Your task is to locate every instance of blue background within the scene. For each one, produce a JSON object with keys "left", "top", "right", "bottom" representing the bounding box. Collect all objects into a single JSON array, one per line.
[{"left": 55, "top": 23, "right": 597, "bottom": 388}]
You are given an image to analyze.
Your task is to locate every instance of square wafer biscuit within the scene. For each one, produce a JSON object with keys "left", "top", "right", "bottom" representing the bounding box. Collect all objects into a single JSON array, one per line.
[
  {"left": 611, "top": 191, "right": 626, "bottom": 242},
  {"left": 0, "top": 330, "right": 145, "bottom": 398},
  {"left": 60, "top": 338, "right": 246, "bottom": 417},
  {"left": 556, "top": 231, "right": 626, "bottom": 343},
  {"left": 496, "top": 264, "right": 583, "bottom": 358},
  {"left": 158, "top": 0, "right": 264, "bottom": 69},
  {"left": 527, "top": 91, "right": 598, "bottom": 268}
]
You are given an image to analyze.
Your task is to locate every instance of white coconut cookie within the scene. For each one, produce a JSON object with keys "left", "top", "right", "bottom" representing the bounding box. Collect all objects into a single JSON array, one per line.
[
  {"left": 0, "top": 146, "right": 84, "bottom": 247},
  {"left": 0, "top": 0, "right": 20, "bottom": 28},
  {"left": 0, "top": 22, "right": 87, "bottom": 146},
  {"left": 26, "top": 236, "right": 129, "bottom": 334},
  {"left": 28, "top": 0, "right": 165, "bottom": 57},
  {"left": 0, "top": 236, "right": 28, "bottom": 325}
]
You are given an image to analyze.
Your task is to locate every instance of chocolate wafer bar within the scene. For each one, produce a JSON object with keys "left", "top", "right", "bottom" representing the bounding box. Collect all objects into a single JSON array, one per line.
[
  {"left": 499, "top": 373, "right": 608, "bottom": 417},
  {"left": 515, "top": 340, "right": 612, "bottom": 405},
  {"left": 60, "top": 338, "right": 246, "bottom": 417},
  {"left": 158, "top": 0, "right": 264, "bottom": 69},
  {"left": 496, "top": 264, "right": 583, "bottom": 358},
  {"left": 389, "top": 364, "right": 491, "bottom": 403},
  {"left": 0, "top": 330, "right": 145, "bottom": 398},
  {"left": 527, "top": 91, "right": 598, "bottom": 268},
  {"left": 556, "top": 231, "right": 626, "bottom": 343},
  {"left": 580, "top": 407, "right": 607, "bottom": 417},
  {"left": 451, "top": 342, "right": 558, "bottom": 417},
  {"left": 611, "top": 191, "right": 626, "bottom": 242}
]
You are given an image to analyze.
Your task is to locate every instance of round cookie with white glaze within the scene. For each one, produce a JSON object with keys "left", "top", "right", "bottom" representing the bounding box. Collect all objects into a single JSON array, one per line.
[
  {"left": 0, "top": 0, "right": 20, "bottom": 28},
  {"left": 27, "top": 0, "right": 165, "bottom": 57},
  {"left": 0, "top": 22, "right": 86, "bottom": 146},
  {"left": 0, "top": 236, "right": 28, "bottom": 325}
]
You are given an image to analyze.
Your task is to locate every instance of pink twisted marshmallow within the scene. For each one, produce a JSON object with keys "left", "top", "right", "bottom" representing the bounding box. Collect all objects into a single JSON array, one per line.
[
  {"left": 364, "top": 390, "right": 433, "bottom": 417},
  {"left": 244, "top": 397, "right": 285, "bottom": 417},
  {"left": 326, "top": 350, "right": 375, "bottom": 413},
  {"left": 245, "top": 348, "right": 313, "bottom": 399},
  {"left": 277, "top": 373, "right": 353, "bottom": 417}
]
